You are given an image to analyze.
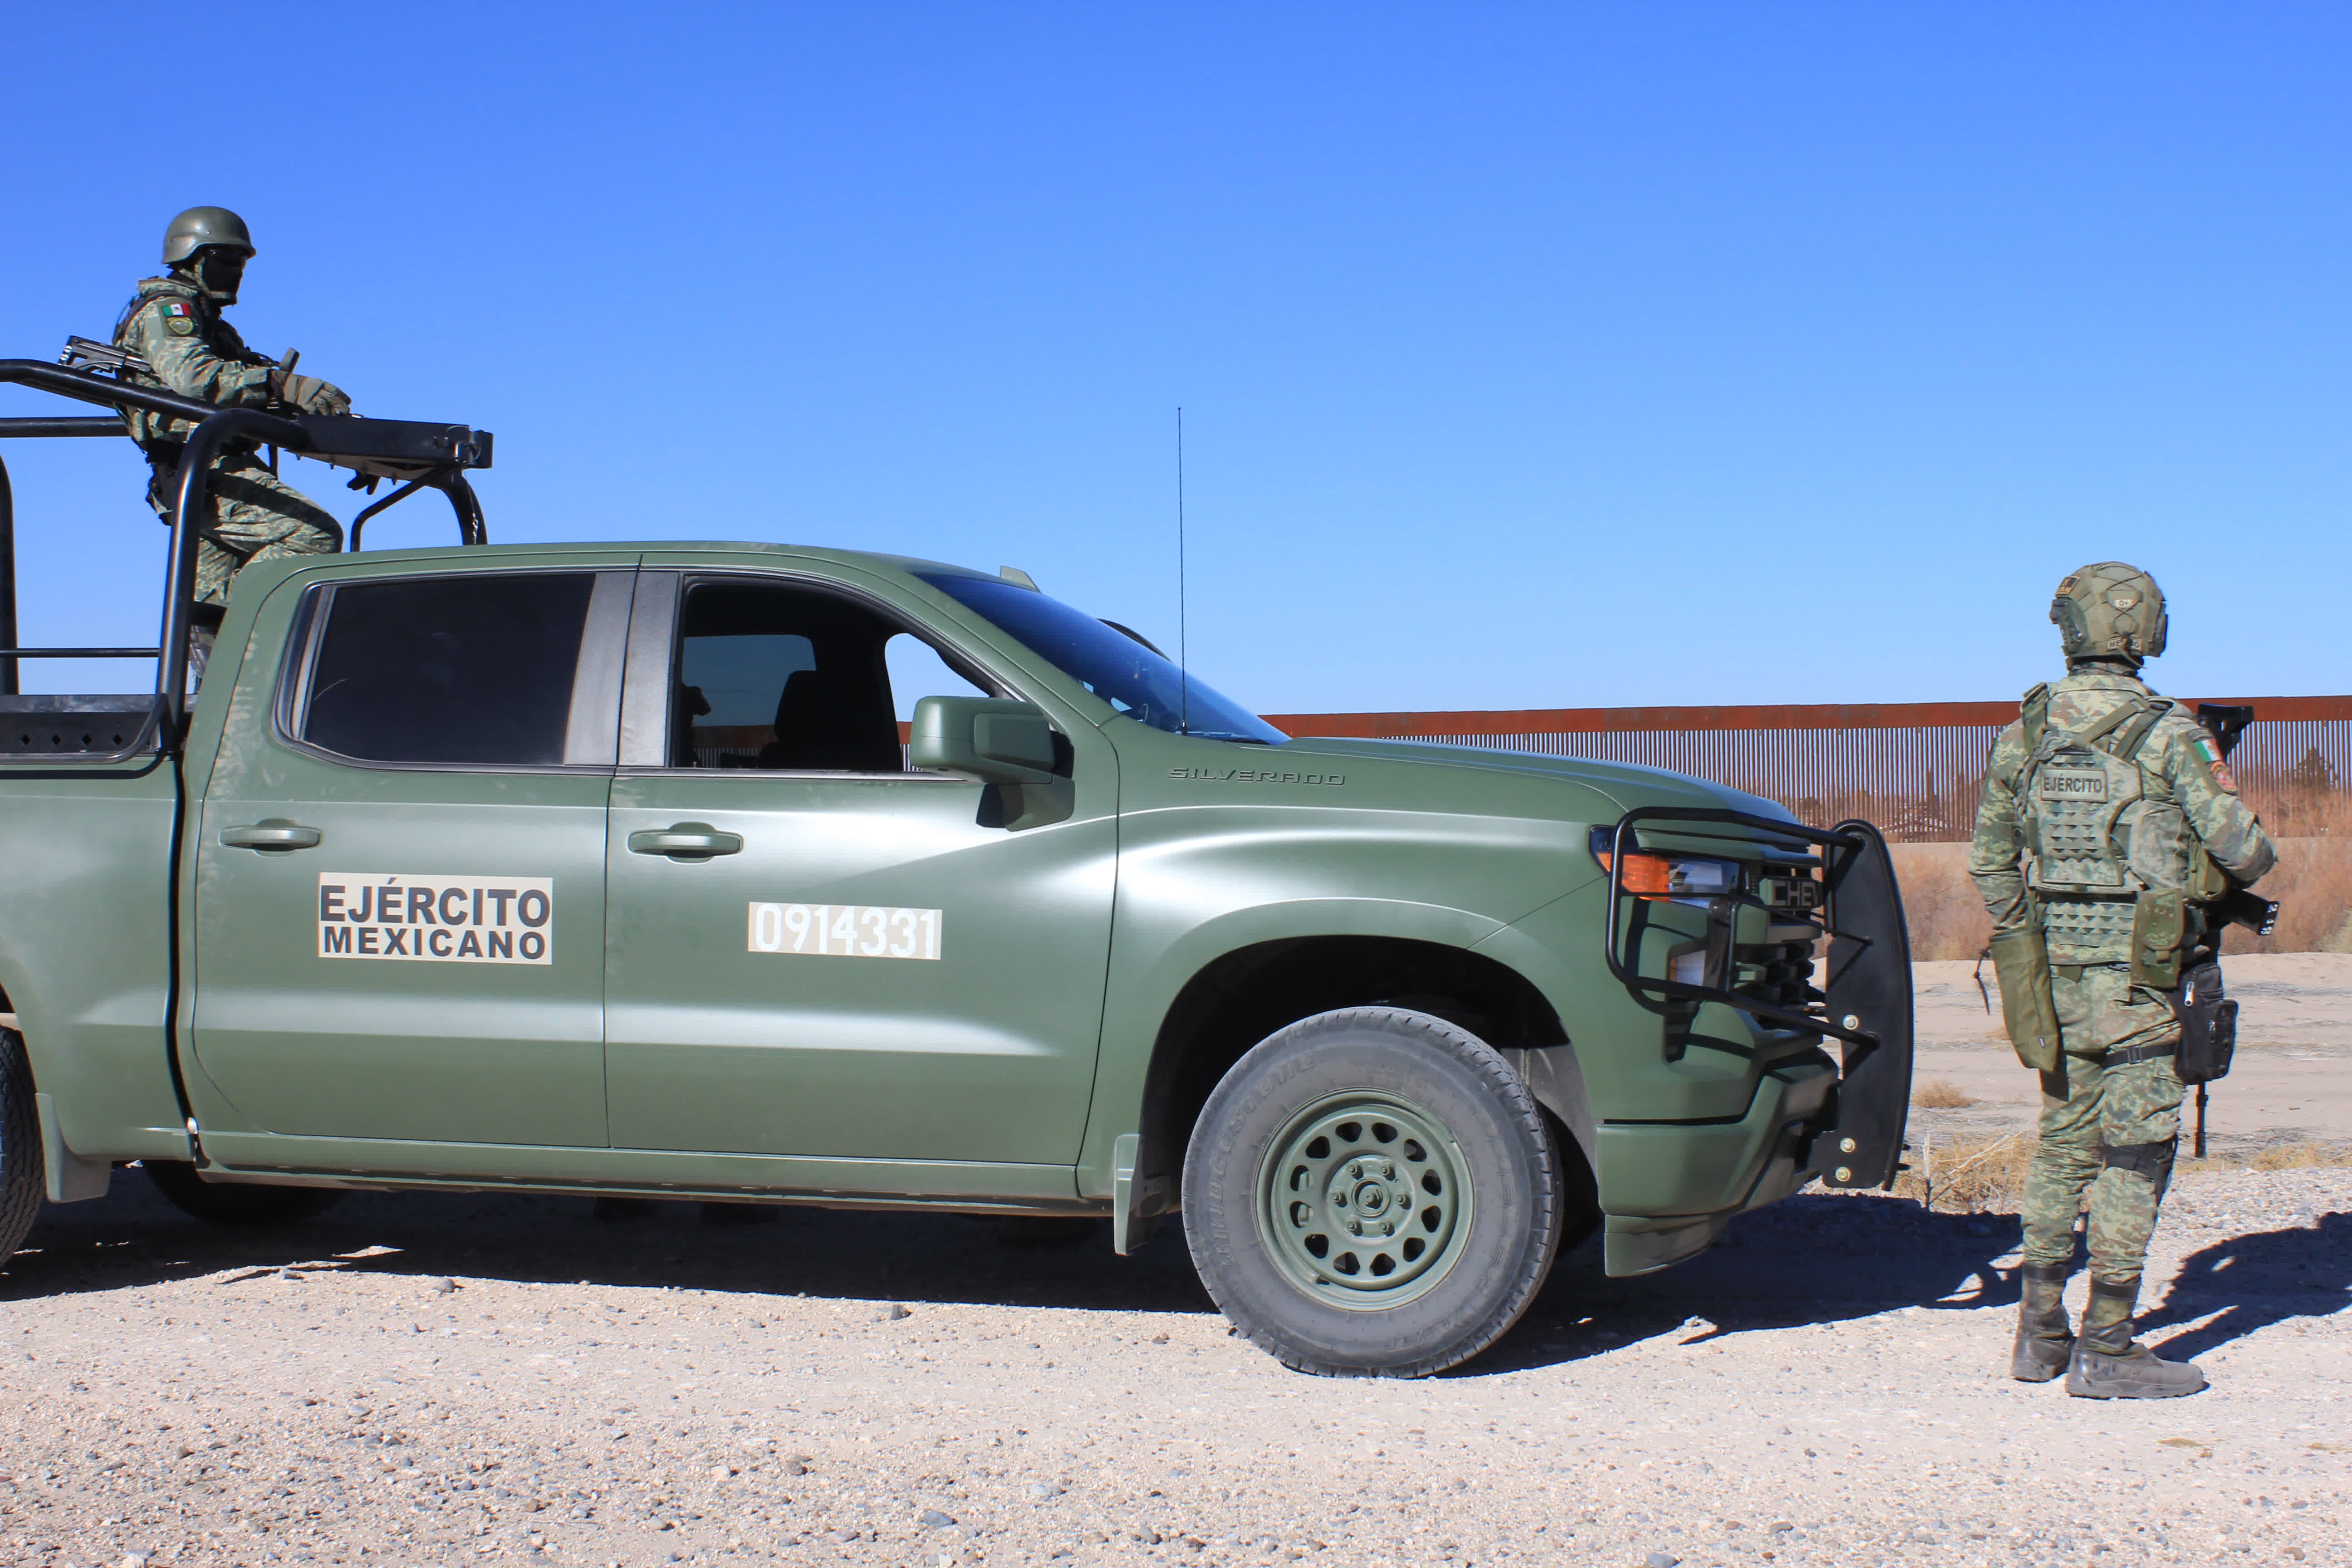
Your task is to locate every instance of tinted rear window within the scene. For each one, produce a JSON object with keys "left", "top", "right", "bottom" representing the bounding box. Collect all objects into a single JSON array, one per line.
[{"left": 301, "top": 574, "right": 595, "bottom": 765}]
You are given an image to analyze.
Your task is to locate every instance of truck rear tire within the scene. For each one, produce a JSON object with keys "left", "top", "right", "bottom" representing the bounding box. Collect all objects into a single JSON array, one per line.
[
  {"left": 144, "top": 1161, "right": 344, "bottom": 1226},
  {"left": 0, "top": 1030, "right": 41, "bottom": 1265},
  {"left": 1182, "top": 1007, "right": 1563, "bottom": 1377}
]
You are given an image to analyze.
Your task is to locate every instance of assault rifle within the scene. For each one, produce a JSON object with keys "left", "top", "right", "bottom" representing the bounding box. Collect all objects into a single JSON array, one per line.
[
  {"left": 59, "top": 336, "right": 148, "bottom": 379},
  {"left": 2194, "top": 704, "right": 2280, "bottom": 939},
  {"left": 2189, "top": 703, "right": 2275, "bottom": 1158}
]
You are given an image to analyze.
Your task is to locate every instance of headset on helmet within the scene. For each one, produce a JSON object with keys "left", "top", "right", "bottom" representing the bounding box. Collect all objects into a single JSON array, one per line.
[{"left": 2051, "top": 561, "right": 2167, "bottom": 662}]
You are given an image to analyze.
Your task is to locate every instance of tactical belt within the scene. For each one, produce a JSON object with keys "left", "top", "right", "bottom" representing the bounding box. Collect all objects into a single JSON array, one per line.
[{"left": 2099, "top": 1039, "right": 2176, "bottom": 1068}]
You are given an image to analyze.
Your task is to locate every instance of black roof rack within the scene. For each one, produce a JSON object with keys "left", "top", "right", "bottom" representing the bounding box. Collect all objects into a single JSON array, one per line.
[{"left": 0, "top": 352, "right": 493, "bottom": 745}]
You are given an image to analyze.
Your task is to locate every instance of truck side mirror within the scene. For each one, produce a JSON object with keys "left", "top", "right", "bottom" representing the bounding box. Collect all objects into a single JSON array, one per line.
[{"left": 908, "top": 696, "right": 1059, "bottom": 785}]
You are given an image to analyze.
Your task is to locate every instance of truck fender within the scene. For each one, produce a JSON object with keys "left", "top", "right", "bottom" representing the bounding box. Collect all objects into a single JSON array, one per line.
[{"left": 1084, "top": 897, "right": 1510, "bottom": 1212}]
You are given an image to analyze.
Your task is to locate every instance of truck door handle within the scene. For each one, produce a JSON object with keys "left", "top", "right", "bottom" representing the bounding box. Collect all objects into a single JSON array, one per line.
[
  {"left": 627, "top": 824, "right": 743, "bottom": 861},
  {"left": 219, "top": 820, "right": 322, "bottom": 852}
]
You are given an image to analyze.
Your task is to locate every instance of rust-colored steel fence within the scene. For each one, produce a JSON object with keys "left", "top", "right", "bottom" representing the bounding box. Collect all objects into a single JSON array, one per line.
[{"left": 1260, "top": 696, "right": 2352, "bottom": 842}]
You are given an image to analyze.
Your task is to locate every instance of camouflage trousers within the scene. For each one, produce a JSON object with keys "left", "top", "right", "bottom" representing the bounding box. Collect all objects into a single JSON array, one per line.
[
  {"left": 147, "top": 452, "right": 342, "bottom": 607},
  {"left": 2019, "top": 962, "right": 2185, "bottom": 1282}
]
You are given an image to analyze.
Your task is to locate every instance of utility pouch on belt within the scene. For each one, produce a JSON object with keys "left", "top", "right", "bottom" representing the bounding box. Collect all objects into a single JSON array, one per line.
[
  {"left": 2130, "top": 888, "right": 2187, "bottom": 990},
  {"left": 1989, "top": 926, "right": 2063, "bottom": 1072},
  {"left": 2186, "top": 850, "right": 2233, "bottom": 904},
  {"left": 2169, "top": 960, "right": 2237, "bottom": 1084}
]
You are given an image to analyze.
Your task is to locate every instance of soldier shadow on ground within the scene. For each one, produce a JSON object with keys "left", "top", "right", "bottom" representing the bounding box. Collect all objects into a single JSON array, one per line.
[
  {"left": 2134, "top": 1211, "right": 2352, "bottom": 1362},
  {"left": 7, "top": 1175, "right": 2068, "bottom": 1377}
]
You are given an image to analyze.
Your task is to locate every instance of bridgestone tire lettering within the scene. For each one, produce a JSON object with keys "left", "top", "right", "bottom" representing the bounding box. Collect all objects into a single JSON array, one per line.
[{"left": 1182, "top": 1007, "right": 1564, "bottom": 1378}]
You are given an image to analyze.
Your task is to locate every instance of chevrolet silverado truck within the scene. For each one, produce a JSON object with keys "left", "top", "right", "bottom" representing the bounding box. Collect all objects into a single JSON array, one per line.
[{"left": 0, "top": 358, "right": 1912, "bottom": 1377}]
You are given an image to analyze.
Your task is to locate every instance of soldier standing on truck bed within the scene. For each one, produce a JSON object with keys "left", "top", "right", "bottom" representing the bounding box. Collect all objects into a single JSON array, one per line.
[
  {"left": 1970, "top": 562, "right": 2275, "bottom": 1399},
  {"left": 113, "top": 206, "right": 352, "bottom": 666}
]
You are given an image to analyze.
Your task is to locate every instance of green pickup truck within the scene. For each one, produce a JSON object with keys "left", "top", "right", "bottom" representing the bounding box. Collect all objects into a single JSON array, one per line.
[{"left": 0, "top": 362, "right": 1912, "bottom": 1377}]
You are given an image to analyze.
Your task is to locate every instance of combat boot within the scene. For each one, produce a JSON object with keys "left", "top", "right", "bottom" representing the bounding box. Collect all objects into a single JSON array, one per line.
[
  {"left": 2064, "top": 1275, "right": 2205, "bottom": 1399},
  {"left": 2009, "top": 1261, "right": 2074, "bottom": 1382}
]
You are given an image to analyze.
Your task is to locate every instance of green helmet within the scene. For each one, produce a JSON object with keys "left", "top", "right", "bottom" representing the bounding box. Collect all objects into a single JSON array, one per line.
[
  {"left": 2050, "top": 561, "right": 2167, "bottom": 662},
  {"left": 162, "top": 206, "right": 255, "bottom": 265}
]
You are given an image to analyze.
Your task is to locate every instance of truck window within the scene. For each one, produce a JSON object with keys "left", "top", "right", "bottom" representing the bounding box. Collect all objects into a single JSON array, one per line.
[
  {"left": 671, "top": 580, "right": 985, "bottom": 771},
  {"left": 918, "top": 572, "right": 1284, "bottom": 743},
  {"left": 299, "top": 573, "right": 597, "bottom": 766}
]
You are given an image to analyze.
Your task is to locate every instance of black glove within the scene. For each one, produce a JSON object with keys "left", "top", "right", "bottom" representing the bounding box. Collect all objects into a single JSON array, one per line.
[{"left": 270, "top": 369, "right": 352, "bottom": 417}]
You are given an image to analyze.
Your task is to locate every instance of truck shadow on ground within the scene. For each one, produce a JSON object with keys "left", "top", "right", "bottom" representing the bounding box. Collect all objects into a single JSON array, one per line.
[
  {"left": 4, "top": 1179, "right": 2011, "bottom": 1360},
  {"left": 1464, "top": 1193, "right": 2032, "bottom": 1374},
  {"left": 5, "top": 1173, "right": 1218, "bottom": 1316},
  {"left": 14, "top": 1181, "right": 2339, "bottom": 1377}
]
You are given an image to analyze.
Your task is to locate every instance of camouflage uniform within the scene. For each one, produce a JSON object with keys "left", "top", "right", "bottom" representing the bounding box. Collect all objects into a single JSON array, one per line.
[
  {"left": 1971, "top": 669, "right": 2275, "bottom": 1284},
  {"left": 113, "top": 275, "right": 341, "bottom": 606}
]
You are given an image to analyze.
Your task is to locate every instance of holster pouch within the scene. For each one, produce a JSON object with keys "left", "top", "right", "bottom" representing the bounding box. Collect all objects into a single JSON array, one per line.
[
  {"left": 2130, "top": 888, "right": 2187, "bottom": 990},
  {"left": 2169, "top": 960, "right": 2238, "bottom": 1085},
  {"left": 1989, "top": 926, "right": 2063, "bottom": 1072},
  {"left": 2186, "top": 850, "right": 2233, "bottom": 904}
]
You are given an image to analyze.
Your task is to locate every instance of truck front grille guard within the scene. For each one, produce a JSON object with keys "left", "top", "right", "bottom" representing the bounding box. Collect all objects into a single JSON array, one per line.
[
  {"left": 1601, "top": 807, "right": 1870, "bottom": 1046},
  {"left": 1599, "top": 805, "right": 1916, "bottom": 1190}
]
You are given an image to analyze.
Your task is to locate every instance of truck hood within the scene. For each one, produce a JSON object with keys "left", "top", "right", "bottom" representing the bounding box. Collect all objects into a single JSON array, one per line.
[{"left": 1269, "top": 735, "right": 1797, "bottom": 826}]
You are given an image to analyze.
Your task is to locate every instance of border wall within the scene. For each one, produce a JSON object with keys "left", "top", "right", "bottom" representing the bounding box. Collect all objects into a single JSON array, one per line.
[{"left": 1259, "top": 696, "right": 2352, "bottom": 843}]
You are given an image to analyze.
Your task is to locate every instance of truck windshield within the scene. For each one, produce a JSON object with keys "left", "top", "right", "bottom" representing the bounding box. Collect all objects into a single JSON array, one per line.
[{"left": 919, "top": 574, "right": 1286, "bottom": 744}]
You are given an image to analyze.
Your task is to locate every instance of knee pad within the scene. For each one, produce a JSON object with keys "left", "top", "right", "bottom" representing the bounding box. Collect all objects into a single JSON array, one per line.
[{"left": 2100, "top": 1136, "right": 2178, "bottom": 1199}]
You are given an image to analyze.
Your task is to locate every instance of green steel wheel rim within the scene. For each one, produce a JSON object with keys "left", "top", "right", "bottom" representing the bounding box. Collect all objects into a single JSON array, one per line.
[{"left": 1257, "top": 1092, "right": 1472, "bottom": 1310}]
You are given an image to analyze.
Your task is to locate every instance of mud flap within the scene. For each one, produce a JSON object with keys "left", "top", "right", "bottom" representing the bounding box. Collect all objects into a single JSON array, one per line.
[{"left": 1818, "top": 818, "right": 1913, "bottom": 1189}]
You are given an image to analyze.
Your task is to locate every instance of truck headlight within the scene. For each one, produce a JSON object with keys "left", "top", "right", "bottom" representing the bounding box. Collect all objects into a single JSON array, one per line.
[{"left": 1590, "top": 828, "right": 1741, "bottom": 899}]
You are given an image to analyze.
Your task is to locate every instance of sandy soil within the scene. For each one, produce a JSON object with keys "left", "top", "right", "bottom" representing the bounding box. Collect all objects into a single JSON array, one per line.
[
  {"left": 1912, "top": 954, "right": 2352, "bottom": 1152},
  {"left": 4, "top": 955, "right": 2348, "bottom": 1568},
  {"left": 1, "top": 1160, "right": 2347, "bottom": 1568}
]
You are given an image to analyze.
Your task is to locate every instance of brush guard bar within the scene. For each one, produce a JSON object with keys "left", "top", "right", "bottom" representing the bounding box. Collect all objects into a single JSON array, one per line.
[{"left": 1601, "top": 806, "right": 1915, "bottom": 1190}]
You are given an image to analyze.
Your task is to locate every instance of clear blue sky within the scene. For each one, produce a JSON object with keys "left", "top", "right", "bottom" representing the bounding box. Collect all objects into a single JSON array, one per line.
[{"left": 3, "top": 4, "right": 2345, "bottom": 710}]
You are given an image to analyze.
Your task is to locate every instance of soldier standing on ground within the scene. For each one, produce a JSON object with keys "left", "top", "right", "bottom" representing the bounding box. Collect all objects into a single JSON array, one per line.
[
  {"left": 112, "top": 207, "right": 351, "bottom": 662},
  {"left": 1970, "top": 563, "right": 2275, "bottom": 1399}
]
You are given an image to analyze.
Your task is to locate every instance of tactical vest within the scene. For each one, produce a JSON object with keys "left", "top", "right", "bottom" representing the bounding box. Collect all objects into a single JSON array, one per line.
[
  {"left": 2014, "top": 683, "right": 2197, "bottom": 962},
  {"left": 111, "top": 277, "right": 210, "bottom": 453}
]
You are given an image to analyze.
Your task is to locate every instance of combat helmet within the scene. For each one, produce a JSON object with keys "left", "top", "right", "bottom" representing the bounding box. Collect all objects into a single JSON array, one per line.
[
  {"left": 2050, "top": 561, "right": 2166, "bottom": 663},
  {"left": 162, "top": 206, "right": 255, "bottom": 265}
]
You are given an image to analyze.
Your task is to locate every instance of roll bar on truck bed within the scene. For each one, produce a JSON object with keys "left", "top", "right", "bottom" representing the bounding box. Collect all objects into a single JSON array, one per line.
[{"left": 0, "top": 351, "right": 494, "bottom": 749}]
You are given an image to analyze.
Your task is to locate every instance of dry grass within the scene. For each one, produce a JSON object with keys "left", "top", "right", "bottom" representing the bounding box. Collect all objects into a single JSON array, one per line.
[
  {"left": 1894, "top": 1130, "right": 2036, "bottom": 1212},
  {"left": 2216, "top": 795, "right": 2352, "bottom": 954},
  {"left": 1912, "top": 1078, "right": 1975, "bottom": 1110},
  {"left": 2233, "top": 1141, "right": 2352, "bottom": 1171},
  {"left": 1886, "top": 814, "right": 2352, "bottom": 960},
  {"left": 1888, "top": 843, "right": 1992, "bottom": 960},
  {"left": 1886, "top": 1132, "right": 2352, "bottom": 1213}
]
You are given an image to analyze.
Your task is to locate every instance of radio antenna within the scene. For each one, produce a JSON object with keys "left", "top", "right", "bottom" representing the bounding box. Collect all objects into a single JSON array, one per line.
[{"left": 1176, "top": 406, "right": 1189, "bottom": 736}]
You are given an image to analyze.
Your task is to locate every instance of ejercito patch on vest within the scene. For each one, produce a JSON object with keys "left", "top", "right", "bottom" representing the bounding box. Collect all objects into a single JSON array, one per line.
[{"left": 2036, "top": 768, "right": 2110, "bottom": 802}]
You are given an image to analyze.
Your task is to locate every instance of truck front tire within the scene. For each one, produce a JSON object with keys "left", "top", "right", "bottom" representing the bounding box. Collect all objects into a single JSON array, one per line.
[
  {"left": 0, "top": 1030, "right": 40, "bottom": 1264},
  {"left": 144, "top": 1161, "right": 345, "bottom": 1227},
  {"left": 1182, "top": 1007, "right": 1563, "bottom": 1377}
]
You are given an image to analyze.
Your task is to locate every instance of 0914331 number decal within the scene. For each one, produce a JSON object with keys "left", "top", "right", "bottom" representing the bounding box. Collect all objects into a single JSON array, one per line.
[{"left": 746, "top": 902, "right": 942, "bottom": 960}]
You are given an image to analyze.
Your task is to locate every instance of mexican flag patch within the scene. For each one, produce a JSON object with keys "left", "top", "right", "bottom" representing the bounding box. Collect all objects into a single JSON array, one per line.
[
  {"left": 159, "top": 299, "right": 196, "bottom": 336},
  {"left": 2193, "top": 732, "right": 2237, "bottom": 792}
]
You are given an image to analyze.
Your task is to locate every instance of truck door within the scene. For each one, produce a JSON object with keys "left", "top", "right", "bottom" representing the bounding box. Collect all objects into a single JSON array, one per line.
[
  {"left": 190, "top": 562, "right": 632, "bottom": 1150},
  {"left": 600, "top": 570, "right": 1117, "bottom": 1166}
]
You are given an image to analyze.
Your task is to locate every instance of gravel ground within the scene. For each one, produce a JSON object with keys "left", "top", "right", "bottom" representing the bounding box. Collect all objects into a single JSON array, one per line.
[
  {"left": 1911, "top": 955, "right": 2352, "bottom": 1160},
  {"left": 3, "top": 1162, "right": 2347, "bottom": 1568}
]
